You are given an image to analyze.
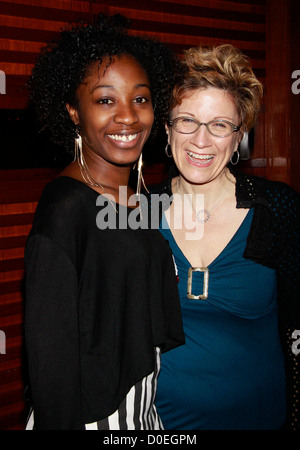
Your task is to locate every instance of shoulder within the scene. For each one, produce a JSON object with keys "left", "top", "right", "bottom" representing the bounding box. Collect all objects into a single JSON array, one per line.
[
  {"left": 253, "top": 174, "right": 299, "bottom": 208},
  {"left": 30, "top": 176, "right": 95, "bottom": 238},
  {"left": 36, "top": 176, "right": 95, "bottom": 215},
  {"left": 233, "top": 168, "right": 300, "bottom": 210},
  {"left": 39, "top": 176, "right": 90, "bottom": 205}
]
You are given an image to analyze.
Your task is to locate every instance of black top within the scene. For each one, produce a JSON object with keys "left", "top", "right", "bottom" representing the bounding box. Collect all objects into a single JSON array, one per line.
[
  {"left": 149, "top": 165, "right": 300, "bottom": 430},
  {"left": 24, "top": 176, "right": 184, "bottom": 430}
]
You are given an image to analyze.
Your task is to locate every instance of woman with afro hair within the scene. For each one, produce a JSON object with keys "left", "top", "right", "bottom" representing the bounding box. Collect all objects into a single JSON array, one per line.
[{"left": 24, "top": 13, "right": 184, "bottom": 430}]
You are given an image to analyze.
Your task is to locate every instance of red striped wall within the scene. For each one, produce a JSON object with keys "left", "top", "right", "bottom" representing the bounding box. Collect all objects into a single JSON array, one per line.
[
  {"left": 0, "top": 0, "right": 266, "bottom": 107},
  {"left": 0, "top": 168, "right": 59, "bottom": 429}
]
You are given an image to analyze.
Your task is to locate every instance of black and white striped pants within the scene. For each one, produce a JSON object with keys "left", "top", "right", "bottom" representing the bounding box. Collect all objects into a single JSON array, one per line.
[{"left": 85, "top": 347, "right": 163, "bottom": 430}]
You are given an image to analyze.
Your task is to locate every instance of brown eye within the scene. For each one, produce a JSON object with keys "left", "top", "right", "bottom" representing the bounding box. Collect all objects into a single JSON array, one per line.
[
  {"left": 97, "top": 98, "right": 113, "bottom": 104},
  {"left": 134, "top": 96, "right": 148, "bottom": 104}
]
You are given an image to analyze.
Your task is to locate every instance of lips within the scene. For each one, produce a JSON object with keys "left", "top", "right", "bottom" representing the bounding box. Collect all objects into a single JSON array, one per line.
[
  {"left": 186, "top": 150, "right": 214, "bottom": 164},
  {"left": 107, "top": 133, "right": 138, "bottom": 142}
]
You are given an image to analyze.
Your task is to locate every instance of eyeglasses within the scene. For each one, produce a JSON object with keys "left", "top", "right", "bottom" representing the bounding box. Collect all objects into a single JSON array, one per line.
[{"left": 168, "top": 117, "right": 242, "bottom": 138}]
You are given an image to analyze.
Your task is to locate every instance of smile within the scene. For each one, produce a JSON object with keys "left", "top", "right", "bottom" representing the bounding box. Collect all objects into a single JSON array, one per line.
[
  {"left": 187, "top": 151, "right": 214, "bottom": 161},
  {"left": 108, "top": 134, "right": 138, "bottom": 142}
]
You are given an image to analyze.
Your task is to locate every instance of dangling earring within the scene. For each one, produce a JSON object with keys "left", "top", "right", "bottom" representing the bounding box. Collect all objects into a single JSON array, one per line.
[
  {"left": 74, "top": 131, "right": 82, "bottom": 162},
  {"left": 230, "top": 149, "right": 240, "bottom": 165},
  {"left": 165, "top": 143, "right": 173, "bottom": 158},
  {"left": 136, "top": 152, "right": 149, "bottom": 200},
  {"left": 74, "top": 132, "right": 98, "bottom": 186},
  {"left": 73, "top": 126, "right": 117, "bottom": 212},
  {"left": 74, "top": 125, "right": 99, "bottom": 186}
]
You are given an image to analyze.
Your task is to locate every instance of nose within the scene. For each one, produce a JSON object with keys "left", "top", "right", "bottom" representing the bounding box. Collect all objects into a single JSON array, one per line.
[
  {"left": 190, "top": 123, "right": 212, "bottom": 148},
  {"left": 114, "top": 101, "right": 138, "bottom": 125}
]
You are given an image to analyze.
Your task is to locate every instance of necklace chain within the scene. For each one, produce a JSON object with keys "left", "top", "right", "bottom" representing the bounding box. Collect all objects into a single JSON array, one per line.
[
  {"left": 176, "top": 177, "right": 226, "bottom": 224},
  {"left": 75, "top": 136, "right": 118, "bottom": 213}
]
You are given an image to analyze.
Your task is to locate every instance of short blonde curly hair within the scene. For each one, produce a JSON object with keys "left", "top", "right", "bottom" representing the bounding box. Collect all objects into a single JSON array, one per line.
[{"left": 172, "top": 44, "right": 263, "bottom": 132}]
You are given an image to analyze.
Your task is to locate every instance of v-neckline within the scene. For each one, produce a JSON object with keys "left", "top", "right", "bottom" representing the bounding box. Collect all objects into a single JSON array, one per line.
[{"left": 161, "top": 209, "right": 253, "bottom": 269}]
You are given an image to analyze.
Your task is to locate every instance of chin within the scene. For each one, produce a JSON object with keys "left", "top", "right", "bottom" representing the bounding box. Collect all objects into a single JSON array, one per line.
[{"left": 179, "top": 167, "right": 208, "bottom": 184}]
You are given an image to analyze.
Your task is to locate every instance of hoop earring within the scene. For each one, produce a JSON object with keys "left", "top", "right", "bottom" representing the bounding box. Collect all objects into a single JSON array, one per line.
[
  {"left": 230, "top": 149, "right": 240, "bottom": 166},
  {"left": 165, "top": 143, "right": 173, "bottom": 158}
]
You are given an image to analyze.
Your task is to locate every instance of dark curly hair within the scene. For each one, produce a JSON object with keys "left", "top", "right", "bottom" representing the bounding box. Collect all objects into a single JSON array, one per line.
[{"left": 28, "top": 13, "right": 180, "bottom": 154}]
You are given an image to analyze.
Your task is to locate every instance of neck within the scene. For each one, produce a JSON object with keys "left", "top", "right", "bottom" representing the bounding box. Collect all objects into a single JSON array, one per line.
[
  {"left": 176, "top": 168, "right": 234, "bottom": 209},
  {"left": 82, "top": 144, "right": 132, "bottom": 193}
]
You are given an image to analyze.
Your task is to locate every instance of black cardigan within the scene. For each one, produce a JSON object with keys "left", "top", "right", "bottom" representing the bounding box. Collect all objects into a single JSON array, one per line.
[{"left": 149, "top": 165, "right": 300, "bottom": 430}]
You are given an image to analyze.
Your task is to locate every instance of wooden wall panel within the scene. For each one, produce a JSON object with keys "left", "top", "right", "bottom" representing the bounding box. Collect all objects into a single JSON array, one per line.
[
  {"left": 0, "top": 0, "right": 266, "bottom": 106},
  {"left": 0, "top": 169, "right": 59, "bottom": 430},
  {"left": 264, "top": 0, "right": 291, "bottom": 184}
]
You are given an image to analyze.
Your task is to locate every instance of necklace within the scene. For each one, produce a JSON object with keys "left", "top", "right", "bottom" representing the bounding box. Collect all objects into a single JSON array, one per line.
[
  {"left": 176, "top": 177, "right": 226, "bottom": 224},
  {"left": 75, "top": 136, "right": 118, "bottom": 213}
]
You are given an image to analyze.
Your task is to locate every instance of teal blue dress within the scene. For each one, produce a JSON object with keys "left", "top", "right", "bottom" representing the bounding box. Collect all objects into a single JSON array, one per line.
[{"left": 156, "top": 209, "right": 287, "bottom": 430}]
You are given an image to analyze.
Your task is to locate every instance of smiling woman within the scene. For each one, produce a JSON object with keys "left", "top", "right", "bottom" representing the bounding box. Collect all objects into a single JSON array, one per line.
[
  {"left": 151, "top": 44, "right": 300, "bottom": 430},
  {"left": 167, "top": 87, "right": 243, "bottom": 187},
  {"left": 63, "top": 54, "right": 154, "bottom": 203},
  {"left": 24, "top": 13, "right": 184, "bottom": 430}
]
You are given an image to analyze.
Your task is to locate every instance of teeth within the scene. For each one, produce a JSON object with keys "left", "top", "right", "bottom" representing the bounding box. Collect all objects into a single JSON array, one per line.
[
  {"left": 108, "top": 134, "right": 137, "bottom": 142},
  {"left": 187, "top": 151, "right": 213, "bottom": 160}
]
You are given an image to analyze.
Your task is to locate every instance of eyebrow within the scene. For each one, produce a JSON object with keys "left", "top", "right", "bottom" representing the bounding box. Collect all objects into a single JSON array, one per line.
[{"left": 91, "top": 83, "right": 151, "bottom": 93}]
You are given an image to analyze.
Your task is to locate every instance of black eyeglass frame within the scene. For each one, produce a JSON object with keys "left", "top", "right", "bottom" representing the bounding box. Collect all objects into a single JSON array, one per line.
[{"left": 168, "top": 117, "right": 242, "bottom": 138}]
